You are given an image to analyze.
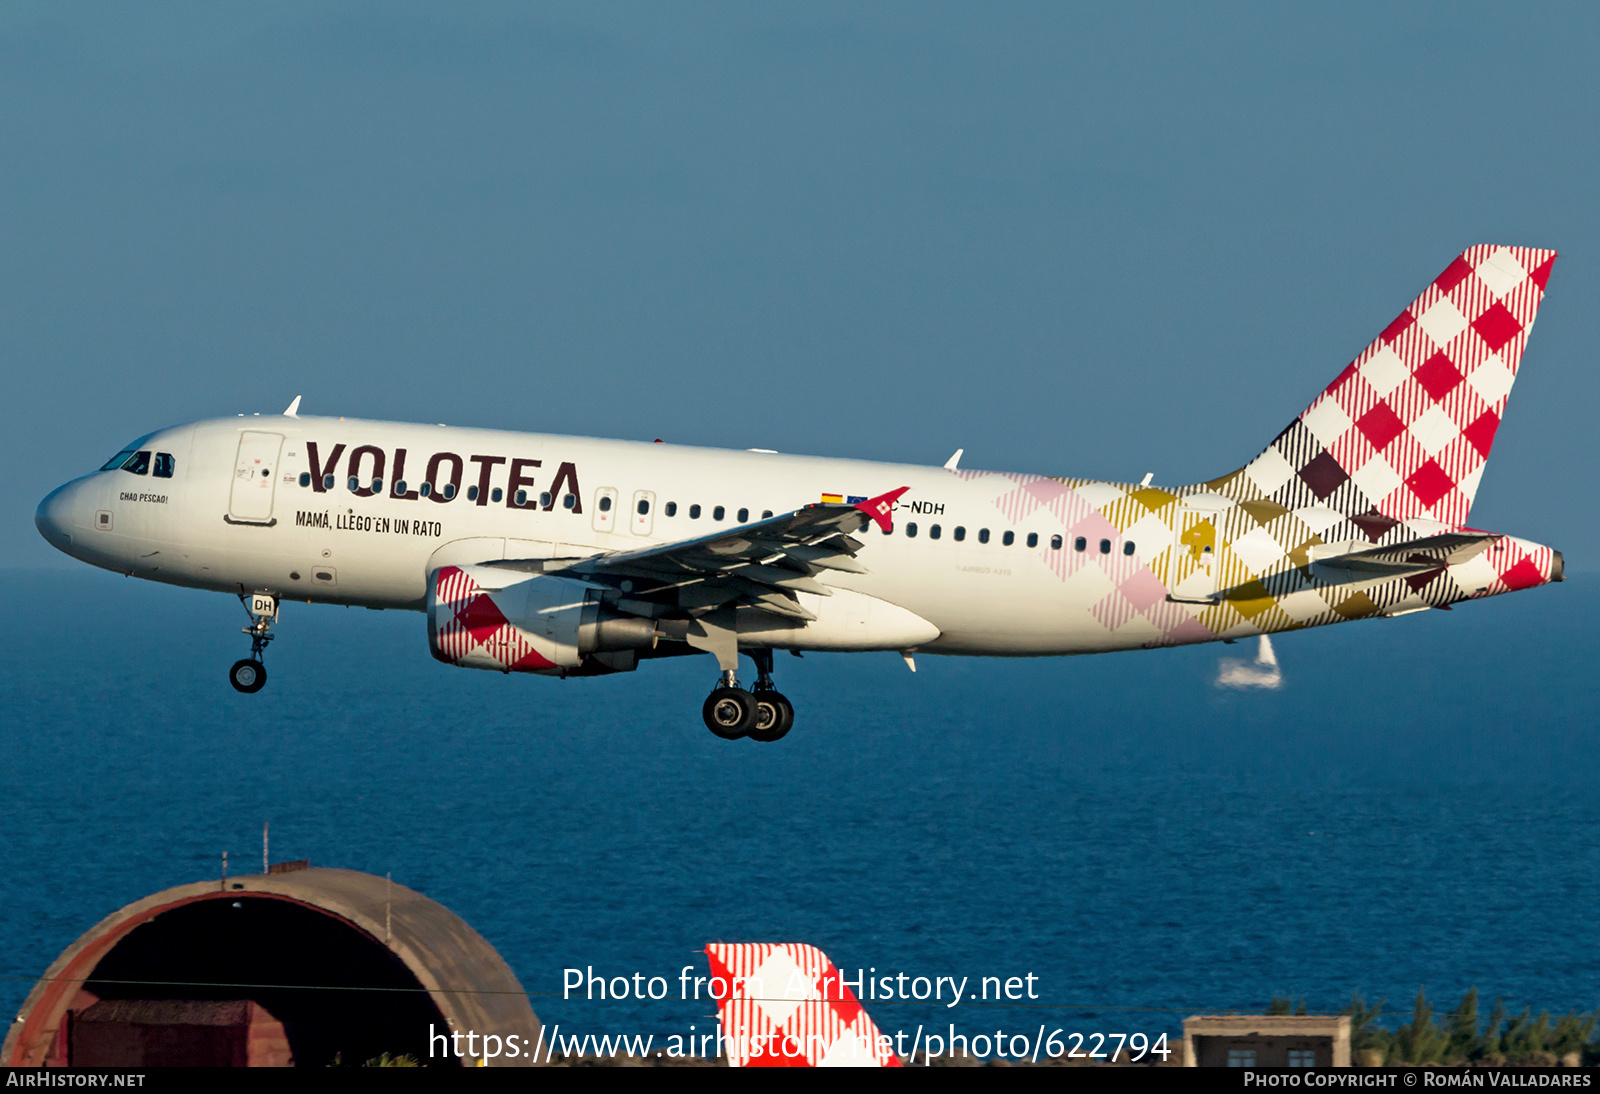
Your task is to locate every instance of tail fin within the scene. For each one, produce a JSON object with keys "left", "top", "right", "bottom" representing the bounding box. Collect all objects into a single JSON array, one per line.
[
  {"left": 704, "top": 943, "right": 901, "bottom": 1067},
  {"left": 1215, "top": 246, "right": 1555, "bottom": 528}
]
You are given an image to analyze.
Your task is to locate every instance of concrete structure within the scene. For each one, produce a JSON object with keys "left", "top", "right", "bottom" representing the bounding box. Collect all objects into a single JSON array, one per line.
[
  {"left": 3, "top": 867, "right": 540, "bottom": 1068},
  {"left": 1182, "top": 1015, "right": 1351, "bottom": 1067}
]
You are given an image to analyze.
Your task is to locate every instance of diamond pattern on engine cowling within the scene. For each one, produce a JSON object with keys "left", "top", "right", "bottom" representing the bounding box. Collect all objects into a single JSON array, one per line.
[{"left": 427, "top": 565, "right": 656, "bottom": 675}]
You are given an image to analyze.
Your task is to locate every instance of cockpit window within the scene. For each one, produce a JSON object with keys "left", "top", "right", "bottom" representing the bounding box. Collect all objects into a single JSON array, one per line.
[
  {"left": 120, "top": 451, "right": 151, "bottom": 475},
  {"left": 101, "top": 448, "right": 138, "bottom": 471},
  {"left": 153, "top": 452, "right": 175, "bottom": 478}
]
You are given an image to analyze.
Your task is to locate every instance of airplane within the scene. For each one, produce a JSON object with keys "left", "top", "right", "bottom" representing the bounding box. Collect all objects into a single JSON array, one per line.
[{"left": 35, "top": 245, "right": 1563, "bottom": 742}]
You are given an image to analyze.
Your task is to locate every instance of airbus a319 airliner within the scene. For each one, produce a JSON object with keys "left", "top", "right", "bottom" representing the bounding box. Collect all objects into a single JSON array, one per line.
[{"left": 36, "top": 246, "right": 1563, "bottom": 741}]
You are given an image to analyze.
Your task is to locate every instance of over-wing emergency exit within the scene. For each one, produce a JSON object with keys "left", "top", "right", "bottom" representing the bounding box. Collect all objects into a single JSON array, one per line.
[{"left": 36, "top": 246, "right": 1564, "bottom": 740}]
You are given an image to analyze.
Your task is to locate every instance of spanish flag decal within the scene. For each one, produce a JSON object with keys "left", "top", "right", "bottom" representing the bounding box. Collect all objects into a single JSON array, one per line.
[{"left": 820, "top": 493, "right": 843, "bottom": 504}]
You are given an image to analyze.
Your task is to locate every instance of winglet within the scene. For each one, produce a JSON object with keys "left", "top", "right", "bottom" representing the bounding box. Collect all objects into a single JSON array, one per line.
[
  {"left": 283, "top": 395, "right": 302, "bottom": 417},
  {"left": 854, "top": 486, "right": 908, "bottom": 533}
]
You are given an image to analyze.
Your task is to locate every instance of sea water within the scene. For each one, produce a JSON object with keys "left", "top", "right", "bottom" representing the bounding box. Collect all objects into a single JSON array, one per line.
[{"left": 2, "top": 568, "right": 1596, "bottom": 1044}]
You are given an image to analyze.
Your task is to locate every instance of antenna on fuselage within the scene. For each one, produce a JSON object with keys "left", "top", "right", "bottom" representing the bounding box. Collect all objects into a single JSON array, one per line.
[
  {"left": 944, "top": 449, "right": 963, "bottom": 471},
  {"left": 283, "top": 395, "right": 302, "bottom": 417}
]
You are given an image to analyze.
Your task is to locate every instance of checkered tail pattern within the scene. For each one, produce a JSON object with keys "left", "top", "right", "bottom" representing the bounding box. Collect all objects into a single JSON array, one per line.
[{"left": 704, "top": 943, "right": 901, "bottom": 1067}]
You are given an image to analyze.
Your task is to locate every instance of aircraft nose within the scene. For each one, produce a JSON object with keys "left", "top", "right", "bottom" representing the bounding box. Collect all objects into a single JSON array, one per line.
[{"left": 35, "top": 482, "right": 79, "bottom": 553}]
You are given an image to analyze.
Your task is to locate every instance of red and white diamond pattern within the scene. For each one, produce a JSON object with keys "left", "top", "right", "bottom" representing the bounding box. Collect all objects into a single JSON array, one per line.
[
  {"left": 940, "top": 246, "right": 1560, "bottom": 649},
  {"left": 431, "top": 565, "right": 556, "bottom": 671},
  {"left": 705, "top": 943, "right": 900, "bottom": 1067},
  {"left": 1258, "top": 245, "right": 1554, "bottom": 526}
]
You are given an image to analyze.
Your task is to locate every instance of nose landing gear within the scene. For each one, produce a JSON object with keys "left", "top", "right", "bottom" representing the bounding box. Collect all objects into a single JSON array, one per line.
[
  {"left": 229, "top": 658, "right": 267, "bottom": 694},
  {"left": 230, "top": 592, "right": 277, "bottom": 694},
  {"left": 699, "top": 649, "right": 795, "bottom": 742}
]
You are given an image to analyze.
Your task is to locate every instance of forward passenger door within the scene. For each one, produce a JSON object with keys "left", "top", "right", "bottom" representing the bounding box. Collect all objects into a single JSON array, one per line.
[{"left": 228, "top": 431, "right": 284, "bottom": 525}]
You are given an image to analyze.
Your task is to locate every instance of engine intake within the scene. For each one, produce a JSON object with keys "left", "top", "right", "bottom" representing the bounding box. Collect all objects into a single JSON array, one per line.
[{"left": 427, "top": 565, "right": 654, "bottom": 676}]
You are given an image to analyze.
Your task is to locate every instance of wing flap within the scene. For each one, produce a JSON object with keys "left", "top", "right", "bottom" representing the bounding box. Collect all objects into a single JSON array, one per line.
[{"left": 535, "top": 486, "right": 908, "bottom": 619}]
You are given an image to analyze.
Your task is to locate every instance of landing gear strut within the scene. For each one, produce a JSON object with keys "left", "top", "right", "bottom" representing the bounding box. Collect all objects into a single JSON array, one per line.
[
  {"left": 748, "top": 649, "right": 793, "bottom": 743},
  {"left": 230, "top": 592, "right": 277, "bottom": 694},
  {"left": 699, "top": 650, "right": 795, "bottom": 742}
]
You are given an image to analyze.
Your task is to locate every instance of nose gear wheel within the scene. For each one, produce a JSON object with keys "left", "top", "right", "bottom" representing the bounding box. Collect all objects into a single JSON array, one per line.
[{"left": 229, "top": 658, "right": 267, "bottom": 693}]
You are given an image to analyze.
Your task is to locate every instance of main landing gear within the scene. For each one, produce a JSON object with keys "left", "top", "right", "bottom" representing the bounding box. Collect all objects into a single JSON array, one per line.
[
  {"left": 230, "top": 592, "right": 278, "bottom": 694},
  {"left": 701, "top": 649, "right": 794, "bottom": 742}
]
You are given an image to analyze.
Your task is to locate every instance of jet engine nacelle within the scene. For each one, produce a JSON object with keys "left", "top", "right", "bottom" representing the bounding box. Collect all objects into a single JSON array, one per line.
[{"left": 427, "top": 565, "right": 656, "bottom": 676}]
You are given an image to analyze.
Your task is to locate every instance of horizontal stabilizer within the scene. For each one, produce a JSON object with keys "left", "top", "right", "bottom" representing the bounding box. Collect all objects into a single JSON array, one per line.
[{"left": 1313, "top": 532, "right": 1499, "bottom": 574}]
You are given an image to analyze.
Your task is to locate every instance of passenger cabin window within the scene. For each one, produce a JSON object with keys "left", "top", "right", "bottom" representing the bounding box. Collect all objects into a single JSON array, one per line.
[
  {"left": 1123, "top": 541, "right": 1136, "bottom": 556},
  {"left": 441, "top": 483, "right": 456, "bottom": 500},
  {"left": 153, "top": 453, "right": 174, "bottom": 478},
  {"left": 905, "top": 522, "right": 918, "bottom": 538},
  {"left": 1025, "top": 532, "right": 1037, "bottom": 548},
  {"left": 1099, "top": 538, "right": 1111, "bottom": 554},
  {"left": 690, "top": 504, "right": 702, "bottom": 519},
  {"left": 467, "top": 485, "right": 479, "bottom": 501},
  {"left": 299, "top": 472, "right": 312, "bottom": 488},
  {"left": 637, "top": 499, "right": 650, "bottom": 515},
  {"left": 121, "top": 451, "right": 151, "bottom": 475},
  {"left": 737, "top": 508, "right": 749, "bottom": 523},
  {"left": 394, "top": 481, "right": 407, "bottom": 495},
  {"left": 324, "top": 474, "right": 336, "bottom": 490},
  {"left": 539, "top": 492, "right": 551, "bottom": 508},
  {"left": 930, "top": 524, "right": 942, "bottom": 540},
  {"left": 420, "top": 482, "right": 432, "bottom": 497},
  {"left": 762, "top": 510, "right": 773, "bottom": 519},
  {"left": 1050, "top": 534, "right": 1062, "bottom": 550},
  {"left": 371, "top": 479, "right": 383, "bottom": 494},
  {"left": 953, "top": 526, "right": 966, "bottom": 541},
  {"left": 347, "top": 477, "right": 360, "bottom": 491},
  {"left": 491, "top": 488, "right": 502, "bottom": 502},
  {"left": 1074, "top": 536, "right": 1087, "bottom": 552},
  {"left": 563, "top": 494, "right": 576, "bottom": 509},
  {"left": 977, "top": 529, "right": 990, "bottom": 544},
  {"left": 1002, "top": 531, "right": 1013, "bottom": 546},
  {"left": 666, "top": 502, "right": 678, "bottom": 517},
  {"left": 516, "top": 490, "right": 528, "bottom": 506},
  {"left": 713, "top": 505, "right": 725, "bottom": 521},
  {"left": 599, "top": 495, "right": 613, "bottom": 512}
]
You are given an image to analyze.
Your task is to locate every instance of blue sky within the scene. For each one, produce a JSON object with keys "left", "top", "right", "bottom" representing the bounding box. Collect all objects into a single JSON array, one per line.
[{"left": 4, "top": 2, "right": 1597, "bottom": 565}]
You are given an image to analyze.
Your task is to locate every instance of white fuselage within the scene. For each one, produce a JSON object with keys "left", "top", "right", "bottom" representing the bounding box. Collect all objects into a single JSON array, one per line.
[
  {"left": 37, "top": 413, "right": 1557, "bottom": 664},
  {"left": 39, "top": 415, "right": 1156, "bottom": 656}
]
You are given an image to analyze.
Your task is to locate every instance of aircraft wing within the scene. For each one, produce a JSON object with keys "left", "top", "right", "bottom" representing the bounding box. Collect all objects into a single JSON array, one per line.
[
  {"left": 1311, "top": 532, "right": 1501, "bottom": 575},
  {"left": 492, "top": 487, "right": 909, "bottom": 621}
]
